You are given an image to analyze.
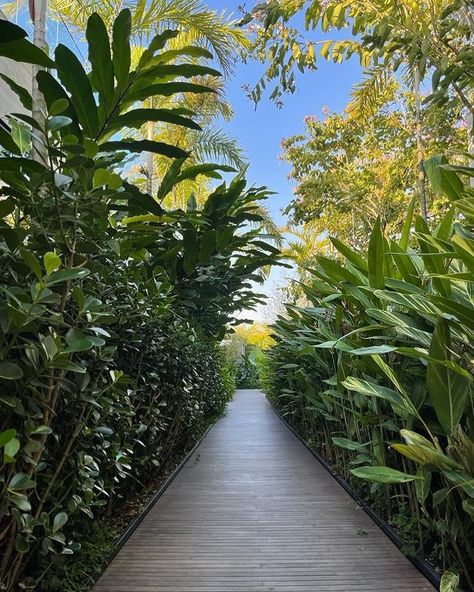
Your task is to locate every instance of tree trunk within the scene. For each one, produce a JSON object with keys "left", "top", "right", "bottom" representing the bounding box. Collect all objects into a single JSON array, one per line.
[
  {"left": 414, "top": 67, "right": 428, "bottom": 220},
  {"left": 31, "top": 0, "right": 48, "bottom": 164}
]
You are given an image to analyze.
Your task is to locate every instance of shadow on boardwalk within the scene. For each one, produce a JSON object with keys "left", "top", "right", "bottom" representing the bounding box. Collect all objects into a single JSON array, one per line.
[{"left": 93, "top": 389, "right": 434, "bottom": 592}]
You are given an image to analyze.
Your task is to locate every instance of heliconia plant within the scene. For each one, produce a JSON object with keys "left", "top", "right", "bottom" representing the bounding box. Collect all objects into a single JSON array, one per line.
[{"left": 263, "top": 156, "right": 474, "bottom": 589}]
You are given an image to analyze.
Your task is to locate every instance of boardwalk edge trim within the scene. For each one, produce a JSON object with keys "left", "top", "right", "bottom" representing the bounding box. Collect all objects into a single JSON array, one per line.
[
  {"left": 89, "top": 420, "right": 216, "bottom": 588},
  {"left": 270, "top": 402, "right": 442, "bottom": 590}
]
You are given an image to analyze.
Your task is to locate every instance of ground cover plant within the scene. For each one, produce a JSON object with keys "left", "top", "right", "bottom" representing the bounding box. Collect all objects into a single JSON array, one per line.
[
  {"left": 263, "top": 158, "right": 474, "bottom": 590},
  {"left": 0, "top": 12, "right": 282, "bottom": 590}
]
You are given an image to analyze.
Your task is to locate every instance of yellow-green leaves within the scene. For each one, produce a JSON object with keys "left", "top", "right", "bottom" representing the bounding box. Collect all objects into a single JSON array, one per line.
[
  {"left": 392, "top": 429, "right": 460, "bottom": 471},
  {"left": 43, "top": 252, "right": 61, "bottom": 275},
  {"left": 92, "top": 169, "right": 122, "bottom": 190},
  {"left": 351, "top": 466, "right": 420, "bottom": 483},
  {"left": 440, "top": 571, "right": 460, "bottom": 592}
]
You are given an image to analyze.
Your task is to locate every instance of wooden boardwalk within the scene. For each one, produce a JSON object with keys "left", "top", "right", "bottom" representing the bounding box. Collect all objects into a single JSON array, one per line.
[{"left": 93, "top": 389, "right": 435, "bottom": 592}]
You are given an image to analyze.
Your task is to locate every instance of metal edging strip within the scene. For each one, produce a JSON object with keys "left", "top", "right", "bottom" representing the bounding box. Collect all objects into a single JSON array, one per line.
[
  {"left": 90, "top": 419, "right": 216, "bottom": 587},
  {"left": 271, "top": 403, "right": 441, "bottom": 590}
]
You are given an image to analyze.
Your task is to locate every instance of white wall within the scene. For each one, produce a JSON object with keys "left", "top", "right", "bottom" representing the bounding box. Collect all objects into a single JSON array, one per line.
[{"left": 0, "top": 9, "right": 32, "bottom": 122}]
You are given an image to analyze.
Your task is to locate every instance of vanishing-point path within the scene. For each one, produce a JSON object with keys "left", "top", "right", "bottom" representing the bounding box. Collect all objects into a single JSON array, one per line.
[{"left": 93, "top": 389, "right": 434, "bottom": 592}]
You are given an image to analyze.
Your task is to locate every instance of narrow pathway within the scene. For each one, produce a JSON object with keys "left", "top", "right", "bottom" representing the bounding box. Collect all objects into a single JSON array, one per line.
[{"left": 93, "top": 389, "right": 434, "bottom": 591}]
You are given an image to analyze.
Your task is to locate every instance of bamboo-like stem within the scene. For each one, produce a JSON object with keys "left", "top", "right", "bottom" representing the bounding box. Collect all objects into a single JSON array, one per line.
[{"left": 414, "top": 66, "right": 427, "bottom": 221}]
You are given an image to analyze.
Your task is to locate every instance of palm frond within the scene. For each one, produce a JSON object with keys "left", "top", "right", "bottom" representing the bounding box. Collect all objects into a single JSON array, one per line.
[
  {"left": 190, "top": 127, "right": 247, "bottom": 169},
  {"left": 45, "top": 0, "right": 249, "bottom": 75},
  {"left": 347, "top": 65, "right": 398, "bottom": 122}
]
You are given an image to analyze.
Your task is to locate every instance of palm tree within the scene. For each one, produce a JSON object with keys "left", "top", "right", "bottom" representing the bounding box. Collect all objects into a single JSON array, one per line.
[
  {"left": 29, "top": 0, "right": 47, "bottom": 163},
  {"left": 3, "top": 0, "right": 250, "bottom": 184}
]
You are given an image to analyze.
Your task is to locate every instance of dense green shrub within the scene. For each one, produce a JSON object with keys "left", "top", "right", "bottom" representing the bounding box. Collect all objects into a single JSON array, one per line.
[
  {"left": 263, "top": 158, "right": 474, "bottom": 590},
  {"left": 234, "top": 345, "right": 260, "bottom": 388},
  {"left": 0, "top": 13, "right": 281, "bottom": 590}
]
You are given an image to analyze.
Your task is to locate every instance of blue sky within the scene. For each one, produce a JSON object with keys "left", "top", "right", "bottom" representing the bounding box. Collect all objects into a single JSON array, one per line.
[
  {"left": 203, "top": 1, "right": 361, "bottom": 316},
  {"left": 205, "top": 0, "right": 362, "bottom": 227}
]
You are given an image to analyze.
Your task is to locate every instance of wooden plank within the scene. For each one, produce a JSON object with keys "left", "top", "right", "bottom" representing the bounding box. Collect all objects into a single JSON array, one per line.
[{"left": 93, "top": 389, "right": 435, "bottom": 592}]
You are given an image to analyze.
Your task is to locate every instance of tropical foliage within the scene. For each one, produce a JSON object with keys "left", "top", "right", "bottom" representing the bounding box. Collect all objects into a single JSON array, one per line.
[
  {"left": 263, "top": 158, "right": 474, "bottom": 589},
  {"left": 282, "top": 93, "right": 463, "bottom": 247},
  {"left": 243, "top": 0, "right": 474, "bottom": 114},
  {"left": 225, "top": 322, "right": 275, "bottom": 388},
  {"left": 0, "top": 12, "right": 282, "bottom": 590}
]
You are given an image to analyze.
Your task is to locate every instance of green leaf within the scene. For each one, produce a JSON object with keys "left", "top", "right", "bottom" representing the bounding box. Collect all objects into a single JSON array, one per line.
[
  {"left": 392, "top": 442, "right": 458, "bottom": 471},
  {"left": 0, "top": 38, "right": 54, "bottom": 67},
  {"left": 20, "top": 249, "right": 42, "bottom": 280},
  {"left": 127, "top": 82, "right": 214, "bottom": 103},
  {"left": 315, "top": 255, "right": 362, "bottom": 285},
  {"left": 442, "top": 470, "right": 474, "bottom": 498},
  {"left": 440, "top": 571, "right": 460, "bottom": 592},
  {"left": 99, "top": 140, "right": 188, "bottom": 159},
  {"left": 427, "top": 319, "right": 469, "bottom": 435},
  {"left": 52, "top": 511, "right": 68, "bottom": 533},
  {"left": 389, "top": 241, "right": 421, "bottom": 286},
  {"left": 15, "top": 534, "right": 29, "bottom": 553},
  {"left": 9, "top": 472, "right": 35, "bottom": 491},
  {"left": 8, "top": 492, "right": 30, "bottom": 510},
  {"left": 351, "top": 466, "right": 420, "bottom": 483},
  {"left": 0, "top": 74, "right": 32, "bottom": 110},
  {"left": 0, "top": 361, "right": 23, "bottom": 380},
  {"left": 47, "top": 268, "right": 90, "bottom": 286},
  {"left": 430, "top": 296, "right": 474, "bottom": 331},
  {"left": 112, "top": 9, "right": 132, "bottom": 92},
  {"left": 399, "top": 196, "right": 416, "bottom": 251},
  {"left": 49, "top": 98, "right": 69, "bottom": 116},
  {"left": 451, "top": 234, "right": 474, "bottom": 273},
  {"left": 10, "top": 119, "right": 31, "bottom": 153},
  {"left": 425, "top": 155, "right": 464, "bottom": 201},
  {"left": 55, "top": 43, "right": 99, "bottom": 138},
  {"left": 0, "top": 429, "right": 16, "bottom": 447},
  {"left": 108, "top": 108, "right": 201, "bottom": 132},
  {"left": 0, "top": 125, "right": 21, "bottom": 155},
  {"left": 0, "top": 19, "right": 27, "bottom": 42},
  {"left": 65, "top": 329, "right": 95, "bottom": 353},
  {"left": 349, "top": 345, "right": 396, "bottom": 356},
  {"left": 86, "top": 13, "right": 114, "bottom": 113},
  {"left": 47, "top": 116, "right": 73, "bottom": 132},
  {"left": 93, "top": 168, "right": 110, "bottom": 188},
  {"left": 330, "top": 237, "right": 368, "bottom": 271},
  {"left": 342, "top": 376, "right": 411, "bottom": 412},
  {"left": 368, "top": 217, "right": 384, "bottom": 288},
  {"left": 137, "top": 30, "right": 179, "bottom": 68},
  {"left": 331, "top": 437, "right": 368, "bottom": 452},
  {"left": 414, "top": 468, "right": 431, "bottom": 505},
  {"left": 37, "top": 71, "right": 81, "bottom": 137},
  {"left": 0, "top": 199, "right": 14, "bottom": 218},
  {"left": 4, "top": 437, "right": 20, "bottom": 459},
  {"left": 31, "top": 426, "right": 52, "bottom": 435},
  {"left": 44, "top": 252, "right": 61, "bottom": 275},
  {"left": 94, "top": 426, "right": 113, "bottom": 435},
  {"left": 140, "top": 63, "right": 222, "bottom": 80}
]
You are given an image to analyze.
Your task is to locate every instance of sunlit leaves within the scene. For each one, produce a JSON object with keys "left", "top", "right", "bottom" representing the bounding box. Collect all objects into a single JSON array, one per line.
[{"left": 351, "top": 466, "right": 420, "bottom": 484}]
